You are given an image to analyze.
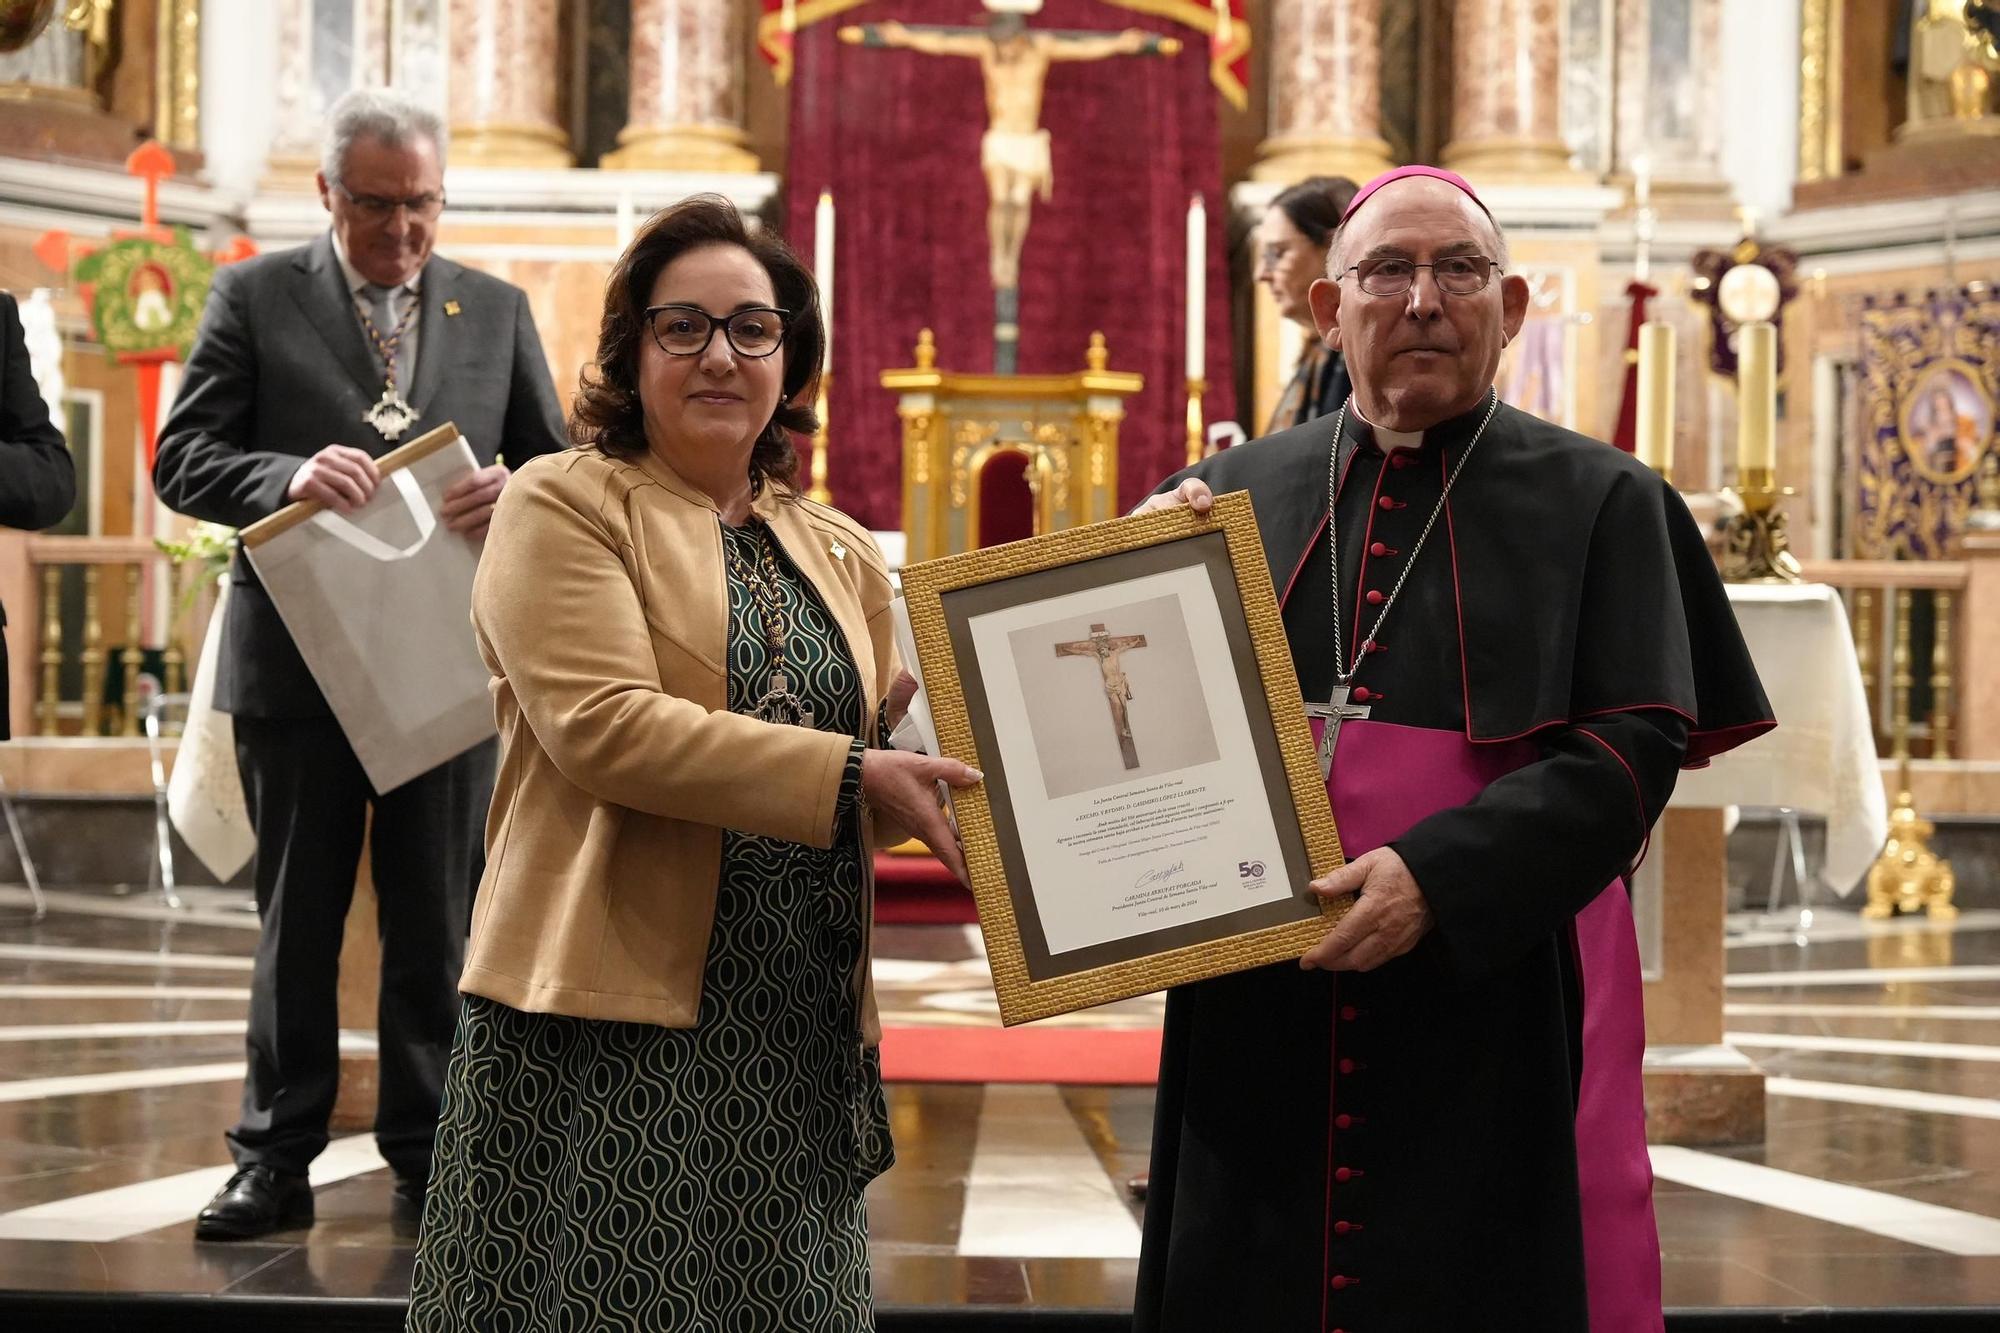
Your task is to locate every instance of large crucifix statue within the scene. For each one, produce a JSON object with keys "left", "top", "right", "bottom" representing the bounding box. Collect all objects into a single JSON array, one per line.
[
  {"left": 1054, "top": 622, "right": 1149, "bottom": 770},
  {"left": 841, "top": 0, "right": 1180, "bottom": 374}
]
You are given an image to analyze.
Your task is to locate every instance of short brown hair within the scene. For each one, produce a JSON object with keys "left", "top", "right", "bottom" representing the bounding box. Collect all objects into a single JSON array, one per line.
[
  {"left": 569, "top": 195, "right": 823, "bottom": 495},
  {"left": 1271, "top": 175, "right": 1359, "bottom": 249}
]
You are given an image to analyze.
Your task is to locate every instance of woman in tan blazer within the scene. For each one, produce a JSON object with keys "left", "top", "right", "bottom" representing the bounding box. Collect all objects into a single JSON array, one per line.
[{"left": 406, "top": 197, "right": 978, "bottom": 1332}]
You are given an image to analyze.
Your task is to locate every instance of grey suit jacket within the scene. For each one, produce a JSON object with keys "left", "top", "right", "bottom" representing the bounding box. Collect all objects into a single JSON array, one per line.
[{"left": 153, "top": 233, "right": 568, "bottom": 718}]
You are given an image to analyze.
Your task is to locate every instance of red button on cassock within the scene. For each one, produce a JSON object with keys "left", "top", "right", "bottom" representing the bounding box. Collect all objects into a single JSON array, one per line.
[
  {"left": 1364, "top": 640, "right": 1384, "bottom": 654},
  {"left": 1336, "top": 1113, "right": 1353, "bottom": 1129},
  {"left": 1335, "top": 1166, "right": 1365, "bottom": 1182},
  {"left": 1390, "top": 452, "right": 1413, "bottom": 468},
  {"left": 1378, "top": 495, "right": 1396, "bottom": 510},
  {"left": 1334, "top": 1219, "right": 1354, "bottom": 1235},
  {"left": 1369, "top": 541, "right": 1389, "bottom": 557},
  {"left": 1365, "top": 589, "right": 1385, "bottom": 605},
  {"left": 1331, "top": 1274, "right": 1356, "bottom": 1289},
  {"left": 1339, "top": 1057, "right": 1358, "bottom": 1074},
  {"left": 1351, "top": 687, "right": 1373, "bottom": 702},
  {"left": 1341, "top": 1005, "right": 1359, "bottom": 1020}
]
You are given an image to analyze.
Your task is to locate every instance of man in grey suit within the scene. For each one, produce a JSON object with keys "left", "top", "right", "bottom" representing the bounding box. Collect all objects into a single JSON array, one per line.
[{"left": 154, "top": 88, "right": 567, "bottom": 1241}]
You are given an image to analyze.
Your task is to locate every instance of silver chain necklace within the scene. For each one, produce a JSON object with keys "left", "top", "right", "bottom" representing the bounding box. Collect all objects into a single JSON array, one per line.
[
  {"left": 1325, "top": 387, "right": 1499, "bottom": 688},
  {"left": 1308, "top": 389, "right": 1499, "bottom": 780}
]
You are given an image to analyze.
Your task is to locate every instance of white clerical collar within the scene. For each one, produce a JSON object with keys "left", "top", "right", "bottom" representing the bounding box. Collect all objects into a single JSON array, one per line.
[
  {"left": 329, "top": 231, "right": 422, "bottom": 296},
  {"left": 1350, "top": 400, "right": 1423, "bottom": 451}
]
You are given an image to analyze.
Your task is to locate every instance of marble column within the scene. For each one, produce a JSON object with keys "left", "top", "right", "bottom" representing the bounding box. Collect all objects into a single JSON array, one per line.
[
  {"left": 265, "top": 0, "right": 398, "bottom": 182},
  {"left": 1252, "top": 0, "right": 1393, "bottom": 184},
  {"left": 447, "top": 0, "right": 572, "bottom": 168},
  {"left": 603, "top": 0, "right": 758, "bottom": 172},
  {"left": 1441, "top": 0, "right": 1576, "bottom": 179},
  {"left": 1611, "top": 0, "right": 1726, "bottom": 194}
]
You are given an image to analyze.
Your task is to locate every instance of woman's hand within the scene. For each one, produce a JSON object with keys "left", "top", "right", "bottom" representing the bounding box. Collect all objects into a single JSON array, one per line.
[
  {"left": 862, "top": 749, "right": 981, "bottom": 886},
  {"left": 885, "top": 669, "right": 920, "bottom": 734}
]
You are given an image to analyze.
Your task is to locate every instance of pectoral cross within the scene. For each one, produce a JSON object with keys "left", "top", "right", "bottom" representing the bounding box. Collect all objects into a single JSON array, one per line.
[
  {"left": 1305, "top": 684, "right": 1371, "bottom": 782},
  {"left": 1054, "top": 622, "right": 1149, "bottom": 769}
]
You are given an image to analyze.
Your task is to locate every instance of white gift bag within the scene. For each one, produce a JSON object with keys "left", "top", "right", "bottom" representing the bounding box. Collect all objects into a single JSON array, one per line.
[
  {"left": 241, "top": 423, "right": 495, "bottom": 794},
  {"left": 166, "top": 579, "right": 256, "bottom": 881}
]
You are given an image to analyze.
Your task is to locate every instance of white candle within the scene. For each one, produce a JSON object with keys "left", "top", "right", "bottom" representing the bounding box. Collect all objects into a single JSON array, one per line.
[
  {"left": 1185, "top": 192, "right": 1205, "bottom": 382},
  {"left": 1635, "top": 321, "right": 1674, "bottom": 476},
  {"left": 815, "top": 189, "right": 835, "bottom": 374},
  {"left": 1737, "top": 320, "right": 1777, "bottom": 478}
]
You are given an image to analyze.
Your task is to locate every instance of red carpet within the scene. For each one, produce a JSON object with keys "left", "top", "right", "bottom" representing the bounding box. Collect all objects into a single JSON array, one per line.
[{"left": 879, "top": 1025, "right": 1163, "bottom": 1085}]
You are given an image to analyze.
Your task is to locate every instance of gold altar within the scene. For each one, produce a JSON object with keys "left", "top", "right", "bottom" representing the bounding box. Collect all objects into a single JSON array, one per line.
[{"left": 882, "top": 331, "right": 1144, "bottom": 562}]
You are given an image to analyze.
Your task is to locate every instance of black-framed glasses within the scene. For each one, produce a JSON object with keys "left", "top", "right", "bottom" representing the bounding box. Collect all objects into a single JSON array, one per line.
[
  {"left": 1342, "top": 255, "right": 1501, "bottom": 297},
  {"left": 644, "top": 304, "right": 790, "bottom": 359},
  {"left": 336, "top": 186, "right": 446, "bottom": 221}
]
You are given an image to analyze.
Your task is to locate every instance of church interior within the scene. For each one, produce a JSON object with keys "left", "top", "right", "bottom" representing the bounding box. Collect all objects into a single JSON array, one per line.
[{"left": 3, "top": 0, "right": 2000, "bottom": 1328}]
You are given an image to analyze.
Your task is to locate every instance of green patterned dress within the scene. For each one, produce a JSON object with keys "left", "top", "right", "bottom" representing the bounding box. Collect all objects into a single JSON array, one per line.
[{"left": 407, "top": 517, "right": 893, "bottom": 1333}]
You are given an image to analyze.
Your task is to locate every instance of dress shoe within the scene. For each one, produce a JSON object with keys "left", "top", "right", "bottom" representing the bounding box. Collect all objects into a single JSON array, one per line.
[
  {"left": 194, "top": 1165, "right": 313, "bottom": 1241},
  {"left": 1126, "top": 1170, "right": 1149, "bottom": 1202}
]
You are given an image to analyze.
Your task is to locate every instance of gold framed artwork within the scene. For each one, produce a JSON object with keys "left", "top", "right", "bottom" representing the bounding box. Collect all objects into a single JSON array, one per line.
[
  {"left": 899, "top": 492, "right": 1345, "bottom": 1025},
  {"left": 1900, "top": 357, "right": 1995, "bottom": 487}
]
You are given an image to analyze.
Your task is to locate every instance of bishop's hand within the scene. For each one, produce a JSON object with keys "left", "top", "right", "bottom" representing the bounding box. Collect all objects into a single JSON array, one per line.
[
  {"left": 1133, "top": 477, "right": 1214, "bottom": 517},
  {"left": 1300, "top": 847, "right": 1435, "bottom": 973}
]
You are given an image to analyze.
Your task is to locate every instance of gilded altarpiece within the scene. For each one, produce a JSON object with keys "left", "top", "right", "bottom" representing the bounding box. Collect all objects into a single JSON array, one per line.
[
  {"left": 1856, "top": 288, "right": 2000, "bottom": 559},
  {"left": 886, "top": 335, "right": 1142, "bottom": 562}
]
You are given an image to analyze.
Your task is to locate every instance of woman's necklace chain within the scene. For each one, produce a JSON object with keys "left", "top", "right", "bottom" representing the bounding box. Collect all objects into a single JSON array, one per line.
[
  {"left": 724, "top": 522, "right": 816, "bottom": 728},
  {"left": 1325, "top": 388, "right": 1499, "bottom": 689}
]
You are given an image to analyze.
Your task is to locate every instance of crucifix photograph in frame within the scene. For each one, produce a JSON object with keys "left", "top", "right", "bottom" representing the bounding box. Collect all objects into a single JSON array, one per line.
[{"left": 899, "top": 493, "right": 1345, "bottom": 1025}]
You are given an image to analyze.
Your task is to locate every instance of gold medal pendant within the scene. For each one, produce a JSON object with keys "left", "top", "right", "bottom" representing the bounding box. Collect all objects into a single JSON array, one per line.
[{"left": 363, "top": 387, "right": 418, "bottom": 441}]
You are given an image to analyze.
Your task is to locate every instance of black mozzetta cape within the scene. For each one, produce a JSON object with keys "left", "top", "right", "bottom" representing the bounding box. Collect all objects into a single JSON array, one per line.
[
  {"left": 1130, "top": 398, "right": 1773, "bottom": 1332},
  {"left": 1187, "top": 397, "right": 1772, "bottom": 763}
]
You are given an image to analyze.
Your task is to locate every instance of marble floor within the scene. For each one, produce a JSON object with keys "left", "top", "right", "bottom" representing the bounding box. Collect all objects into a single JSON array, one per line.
[{"left": 1, "top": 885, "right": 1999, "bottom": 1320}]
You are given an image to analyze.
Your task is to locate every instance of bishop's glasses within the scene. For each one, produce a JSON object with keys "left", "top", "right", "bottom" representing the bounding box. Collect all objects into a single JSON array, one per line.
[{"left": 1340, "top": 255, "right": 1502, "bottom": 297}]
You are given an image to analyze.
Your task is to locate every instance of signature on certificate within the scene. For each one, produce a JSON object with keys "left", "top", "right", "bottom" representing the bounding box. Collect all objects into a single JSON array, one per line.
[{"left": 1134, "top": 859, "right": 1188, "bottom": 891}]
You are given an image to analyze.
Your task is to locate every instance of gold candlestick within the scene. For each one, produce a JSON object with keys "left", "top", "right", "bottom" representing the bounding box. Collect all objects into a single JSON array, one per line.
[
  {"left": 1718, "top": 319, "right": 1799, "bottom": 582},
  {"left": 1185, "top": 377, "right": 1206, "bottom": 468},
  {"left": 1719, "top": 480, "right": 1803, "bottom": 584}
]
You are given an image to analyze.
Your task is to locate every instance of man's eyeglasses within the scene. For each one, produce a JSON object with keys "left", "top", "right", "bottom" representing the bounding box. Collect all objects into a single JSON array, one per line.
[
  {"left": 337, "top": 186, "right": 446, "bottom": 221},
  {"left": 644, "top": 305, "right": 790, "bottom": 359},
  {"left": 1341, "top": 255, "right": 1502, "bottom": 297}
]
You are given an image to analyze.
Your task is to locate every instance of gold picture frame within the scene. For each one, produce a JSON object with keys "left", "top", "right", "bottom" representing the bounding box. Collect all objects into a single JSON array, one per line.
[{"left": 899, "top": 491, "right": 1345, "bottom": 1025}]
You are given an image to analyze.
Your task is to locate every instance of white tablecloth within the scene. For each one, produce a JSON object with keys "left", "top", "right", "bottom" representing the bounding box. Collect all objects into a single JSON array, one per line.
[{"left": 1669, "top": 583, "right": 1888, "bottom": 894}]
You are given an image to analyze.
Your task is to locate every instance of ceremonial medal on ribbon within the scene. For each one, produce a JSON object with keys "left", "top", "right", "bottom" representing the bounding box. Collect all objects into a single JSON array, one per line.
[
  {"left": 364, "top": 387, "right": 419, "bottom": 441},
  {"left": 356, "top": 292, "right": 419, "bottom": 441}
]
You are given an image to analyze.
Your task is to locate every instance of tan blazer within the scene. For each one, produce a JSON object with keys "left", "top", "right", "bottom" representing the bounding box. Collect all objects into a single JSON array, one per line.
[{"left": 461, "top": 446, "right": 893, "bottom": 1040}]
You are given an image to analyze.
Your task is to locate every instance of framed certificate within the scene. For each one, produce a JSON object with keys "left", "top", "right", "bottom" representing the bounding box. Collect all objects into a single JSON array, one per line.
[{"left": 899, "top": 491, "right": 1346, "bottom": 1025}]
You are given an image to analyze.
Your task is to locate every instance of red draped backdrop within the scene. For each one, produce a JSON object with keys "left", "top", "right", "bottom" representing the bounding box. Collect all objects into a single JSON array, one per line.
[{"left": 784, "top": 0, "right": 1236, "bottom": 530}]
